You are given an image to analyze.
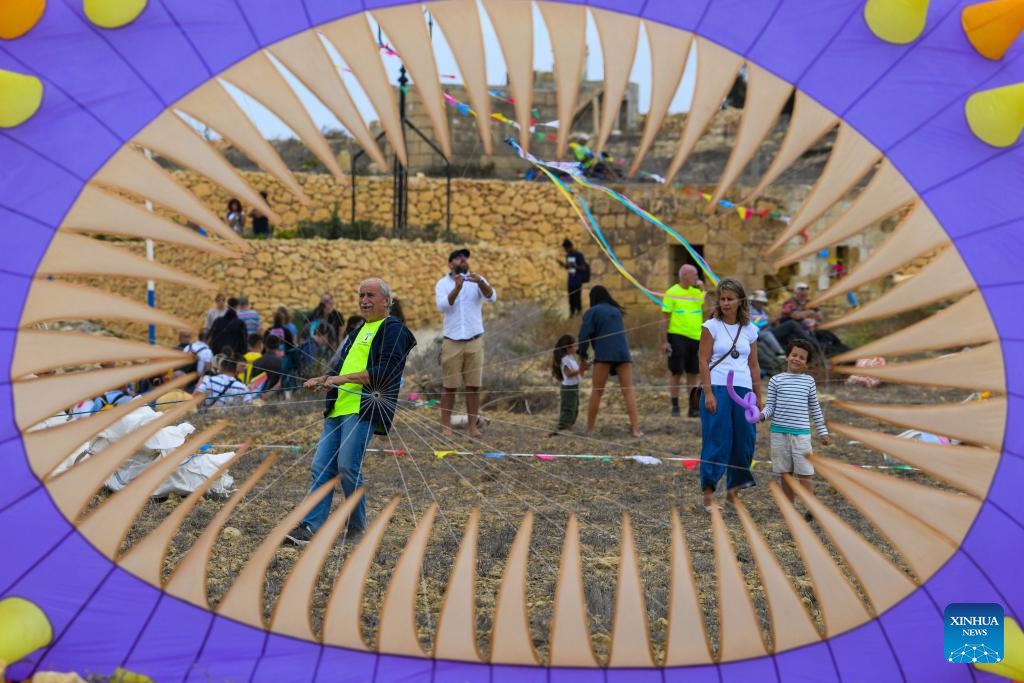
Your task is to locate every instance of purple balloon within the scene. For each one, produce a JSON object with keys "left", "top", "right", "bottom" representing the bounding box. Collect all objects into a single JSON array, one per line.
[{"left": 726, "top": 370, "right": 761, "bottom": 424}]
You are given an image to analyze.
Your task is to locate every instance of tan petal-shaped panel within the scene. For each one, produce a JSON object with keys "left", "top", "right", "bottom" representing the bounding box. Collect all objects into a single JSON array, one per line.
[
  {"left": 627, "top": 21, "right": 692, "bottom": 176},
  {"left": 322, "top": 497, "right": 401, "bottom": 649},
  {"left": 710, "top": 63, "right": 793, "bottom": 207},
  {"left": 176, "top": 82, "right": 309, "bottom": 203},
  {"left": 38, "top": 233, "right": 212, "bottom": 290},
  {"left": 711, "top": 506, "right": 768, "bottom": 660},
  {"left": 377, "top": 503, "right": 437, "bottom": 655},
  {"left": 13, "top": 331, "right": 187, "bottom": 378},
  {"left": 133, "top": 111, "right": 278, "bottom": 221},
  {"left": 549, "top": 514, "right": 599, "bottom": 667},
  {"left": 810, "top": 202, "right": 948, "bottom": 306},
  {"left": 20, "top": 280, "right": 192, "bottom": 330},
  {"left": 823, "top": 247, "right": 975, "bottom": 328},
  {"left": 117, "top": 448, "right": 261, "bottom": 586},
  {"left": 833, "top": 397, "right": 1006, "bottom": 450},
  {"left": 374, "top": 5, "right": 452, "bottom": 159},
  {"left": 536, "top": 2, "right": 587, "bottom": 158},
  {"left": 272, "top": 489, "right": 369, "bottom": 641},
  {"left": 319, "top": 16, "right": 407, "bottom": 166},
  {"left": 743, "top": 90, "right": 837, "bottom": 202},
  {"left": 45, "top": 399, "right": 200, "bottom": 519},
  {"left": 789, "top": 478, "right": 915, "bottom": 614},
  {"left": 868, "top": 291, "right": 982, "bottom": 363},
  {"left": 490, "top": 510, "right": 540, "bottom": 665},
  {"left": 433, "top": 508, "right": 483, "bottom": 662},
  {"left": 13, "top": 358, "right": 186, "bottom": 431},
  {"left": 816, "top": 457, "right": 979, "bottom": 543},
  {"left": 268, "top": 31, "right": 387, "bottom": 168},
  {"left": 480, "top": 0, "right": 533, "bottom": 151},
  {"left": 663, "top": 508, "right": 713, "bottom": 665},
  {"left": 832, "top": 343, "right": 1005, "bottom": 392},
  {"left": 93, "top": 147, "right": 244, "bottom": 245},
  {"left": 664, "top": 37, "right": 743, "bottom": 184},
  {"left": 222, "top": 51, "right": 344, "bottom": 178},
  {"left": 607, "top": 513, "right": 654, "bottom": 668},
  {"left": 734, "top": 501, "right": 821, "bottom": 651},
  {"left": 775, "top": 160, "right": 916, "bottom": 266},
  {"left": 164, "top": 455, "right": 278, "bottom": 607},
  {"left": 829, "top": 423, "right": 998, "bottom": 498},
  {"left": 429, "top": 0, "right": 493, "bottom": 155},
  {"left": 77, "top": 422, "right": 227, "bottom": 558},
  {"left": 769, "top": 482, "right": 869, "bottom": 637},
  {"left": 812, "top": 457, "right": 959, "bottom": 580},
  {"left": 21, "top": 373, "right": 194, "bottom": 478},
  {"left": 765, "top": 124, "right": 881, "bottom": 255},
  {"left": 218, "top": 478, "right": 339, "bottom": 628},
  {"left": 62, "top": 185, "right": 235, "bottom": 257},
  {"left": 591, "top": 8, "right": 639, "bottom": 152}
]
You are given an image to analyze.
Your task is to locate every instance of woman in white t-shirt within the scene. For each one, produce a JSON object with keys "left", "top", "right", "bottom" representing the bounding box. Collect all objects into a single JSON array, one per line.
[{"left": 697, "top": 278, "right": 762, "bottom": 511}]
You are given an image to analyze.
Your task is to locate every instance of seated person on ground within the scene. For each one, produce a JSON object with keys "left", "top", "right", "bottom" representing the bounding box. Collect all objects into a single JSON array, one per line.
[{"left": 196, "top": 357, "right": 252, "bottom": 407}]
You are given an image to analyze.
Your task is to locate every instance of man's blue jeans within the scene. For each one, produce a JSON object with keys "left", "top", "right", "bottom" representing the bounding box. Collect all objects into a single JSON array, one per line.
[
  {"left": 302, "top": 413, "right": 375, "bottom": 532},
  {"left": 699, "top": 385, "right": 757, "bottom": 493}
]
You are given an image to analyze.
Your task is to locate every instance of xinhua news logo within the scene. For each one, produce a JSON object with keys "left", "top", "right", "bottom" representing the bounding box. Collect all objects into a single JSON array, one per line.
[{"left": 945, "top": 603, "right": 1004, "bottom": 664}]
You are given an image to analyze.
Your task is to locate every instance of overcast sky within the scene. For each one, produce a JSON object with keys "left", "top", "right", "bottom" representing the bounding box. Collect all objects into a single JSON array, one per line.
[{"left": 223, "top": 3, "right": 698, "bottom": 141}]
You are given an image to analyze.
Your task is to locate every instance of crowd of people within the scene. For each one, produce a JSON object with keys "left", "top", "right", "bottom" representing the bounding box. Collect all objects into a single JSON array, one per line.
[
  {"left": 550, "top": 243, "right": 844, "bottom": 522},
  {"left": 53, "top": 238, "right": 847, "bottom": 546}
]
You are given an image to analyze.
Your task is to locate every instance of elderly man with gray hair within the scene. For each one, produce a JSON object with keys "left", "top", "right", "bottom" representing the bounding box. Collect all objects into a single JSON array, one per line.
[{"left": 287, "top": 278, "right": 417, "bottom": 545}]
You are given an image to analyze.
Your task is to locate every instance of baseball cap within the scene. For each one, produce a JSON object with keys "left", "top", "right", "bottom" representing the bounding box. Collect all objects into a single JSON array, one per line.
[
  {"left": 751, "top": 290, "right": 769, "bottom": 302},
  {"left": 794, "top": 281, "right": 810, "bottom": 290},
  {"left": 448, "top": 248, "right": 470, "bottom": 262}
]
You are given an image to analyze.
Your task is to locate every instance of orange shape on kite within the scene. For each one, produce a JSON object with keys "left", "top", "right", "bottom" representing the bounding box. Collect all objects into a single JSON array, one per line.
[
  {"left": 0, "top": 0, "right": 46, "bottom": 40},
  {"left": 962, "top": 0, "right": 1024, "bottom": 60}
]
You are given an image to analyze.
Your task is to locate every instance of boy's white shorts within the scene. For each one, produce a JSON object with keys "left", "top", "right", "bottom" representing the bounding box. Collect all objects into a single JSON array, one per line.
[{"left": 770, "top": 432, "right": 815, "bottom": 476}]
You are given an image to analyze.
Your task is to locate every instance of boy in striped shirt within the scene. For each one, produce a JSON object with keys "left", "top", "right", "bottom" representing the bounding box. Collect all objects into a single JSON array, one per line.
[{"left": 761, "top": 339, "right": 830, "bottom": 520}]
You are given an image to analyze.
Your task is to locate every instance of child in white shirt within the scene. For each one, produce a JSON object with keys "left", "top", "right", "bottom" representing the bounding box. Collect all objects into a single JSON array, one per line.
[{"left": 552, "top": 334, "right": 585, "bottom": 432}]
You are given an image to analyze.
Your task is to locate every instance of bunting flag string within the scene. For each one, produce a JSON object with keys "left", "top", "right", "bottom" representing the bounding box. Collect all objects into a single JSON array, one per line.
[{"left": 438, "top": 89, "right": 793, "bottom": 224}]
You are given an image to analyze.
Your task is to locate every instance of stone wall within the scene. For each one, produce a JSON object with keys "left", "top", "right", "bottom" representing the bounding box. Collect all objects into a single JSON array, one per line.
[
  {"left": 179, "top": 171, "right": 581, "bottom": 249},
  {"left": 98, "top": 173, "right": 817, "bottom": 346}
]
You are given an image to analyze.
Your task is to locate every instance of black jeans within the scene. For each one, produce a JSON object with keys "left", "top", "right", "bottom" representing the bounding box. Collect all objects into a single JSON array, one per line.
[{"left": 568, "top": 284, "right": 583, "bottom": 316}]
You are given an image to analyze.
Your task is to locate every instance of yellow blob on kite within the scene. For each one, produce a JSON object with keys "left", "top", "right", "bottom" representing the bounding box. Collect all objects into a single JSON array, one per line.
[
  {"left": 0, "top": 69, "right": 43, "bottom": 128},
  {"left": 864, "top": 0, "right": 930, "bottom": 44},
  {"left": 965, "top": 81, "right": 1024, "bottom": 147},
  {"left": 0, "top": 0, "right": 46, "bottom": 39},
  {"left": 962, "top": 0, "right": 1024, "bottom": 61},
  {"left": 83, "top": 0, "right": 147, "bottom": 29},
  {"left": 0, "top": 597, "right": 53, "bottom": 665},
  {"left": 974, "top": 616, "right": 1024, "bottom": 680}
]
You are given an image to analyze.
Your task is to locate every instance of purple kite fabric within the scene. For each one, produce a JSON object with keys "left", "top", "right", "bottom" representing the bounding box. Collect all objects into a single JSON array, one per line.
[{"left": 1, "top": 1, "right": 1021, "bottom": 681}]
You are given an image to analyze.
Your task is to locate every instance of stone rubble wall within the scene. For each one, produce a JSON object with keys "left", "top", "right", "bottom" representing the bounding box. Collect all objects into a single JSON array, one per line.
[{"left": 85, "top": 172, "right": 836, "bottom": 346}]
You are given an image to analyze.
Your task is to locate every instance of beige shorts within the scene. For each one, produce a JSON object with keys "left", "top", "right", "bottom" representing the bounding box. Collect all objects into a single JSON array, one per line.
[
  {"left": 770, "top": 432, "right": 815, "bottom": 476},
  {"left": 441, "top": 336, "right": 484, "bottom": 389}
]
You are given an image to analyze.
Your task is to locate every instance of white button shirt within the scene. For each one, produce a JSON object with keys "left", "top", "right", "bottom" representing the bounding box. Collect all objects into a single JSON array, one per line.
[{"left": 435, "top": 273, "right": 497, "bottom": 340}]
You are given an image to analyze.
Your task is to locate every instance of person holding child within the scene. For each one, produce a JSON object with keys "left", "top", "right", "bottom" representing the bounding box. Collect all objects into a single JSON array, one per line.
[
  {"left": 698, "top": 278, "right": 761, "bottom": 511},
  {"left": 552, "top": 334, "right": 585, "bottom": 433},
  {"left": 761, "top": 338, "right": 830, "bottom": 521}
]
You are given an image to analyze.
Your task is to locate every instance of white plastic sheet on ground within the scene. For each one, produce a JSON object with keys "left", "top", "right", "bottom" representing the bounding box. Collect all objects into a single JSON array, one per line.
[{"left": 40, "top": 400, "right": 235, "bottom": 496}]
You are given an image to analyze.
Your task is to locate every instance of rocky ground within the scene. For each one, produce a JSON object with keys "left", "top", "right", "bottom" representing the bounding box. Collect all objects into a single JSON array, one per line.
[{"left": 117, "top": 358, "right": 969, "bottom": 662}]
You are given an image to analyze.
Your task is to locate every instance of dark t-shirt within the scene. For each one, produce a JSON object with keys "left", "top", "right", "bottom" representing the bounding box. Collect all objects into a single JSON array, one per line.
[
  {"left": 566, "top": 250, "right": 589, "bottom": 287},
  {"left": 253, "top": 353, "right": 283, "bottom": 390}
]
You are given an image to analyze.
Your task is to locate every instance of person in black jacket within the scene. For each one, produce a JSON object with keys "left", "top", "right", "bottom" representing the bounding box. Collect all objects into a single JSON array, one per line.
[
  {"left": 207, "top": 297, "right": 248, "bottom": 357},
  {"left": 558, "top": 238, "right": 589, "bottom": 316},
  {"left": 287, "top": 278, "right": 417, "bottom": 545}
]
